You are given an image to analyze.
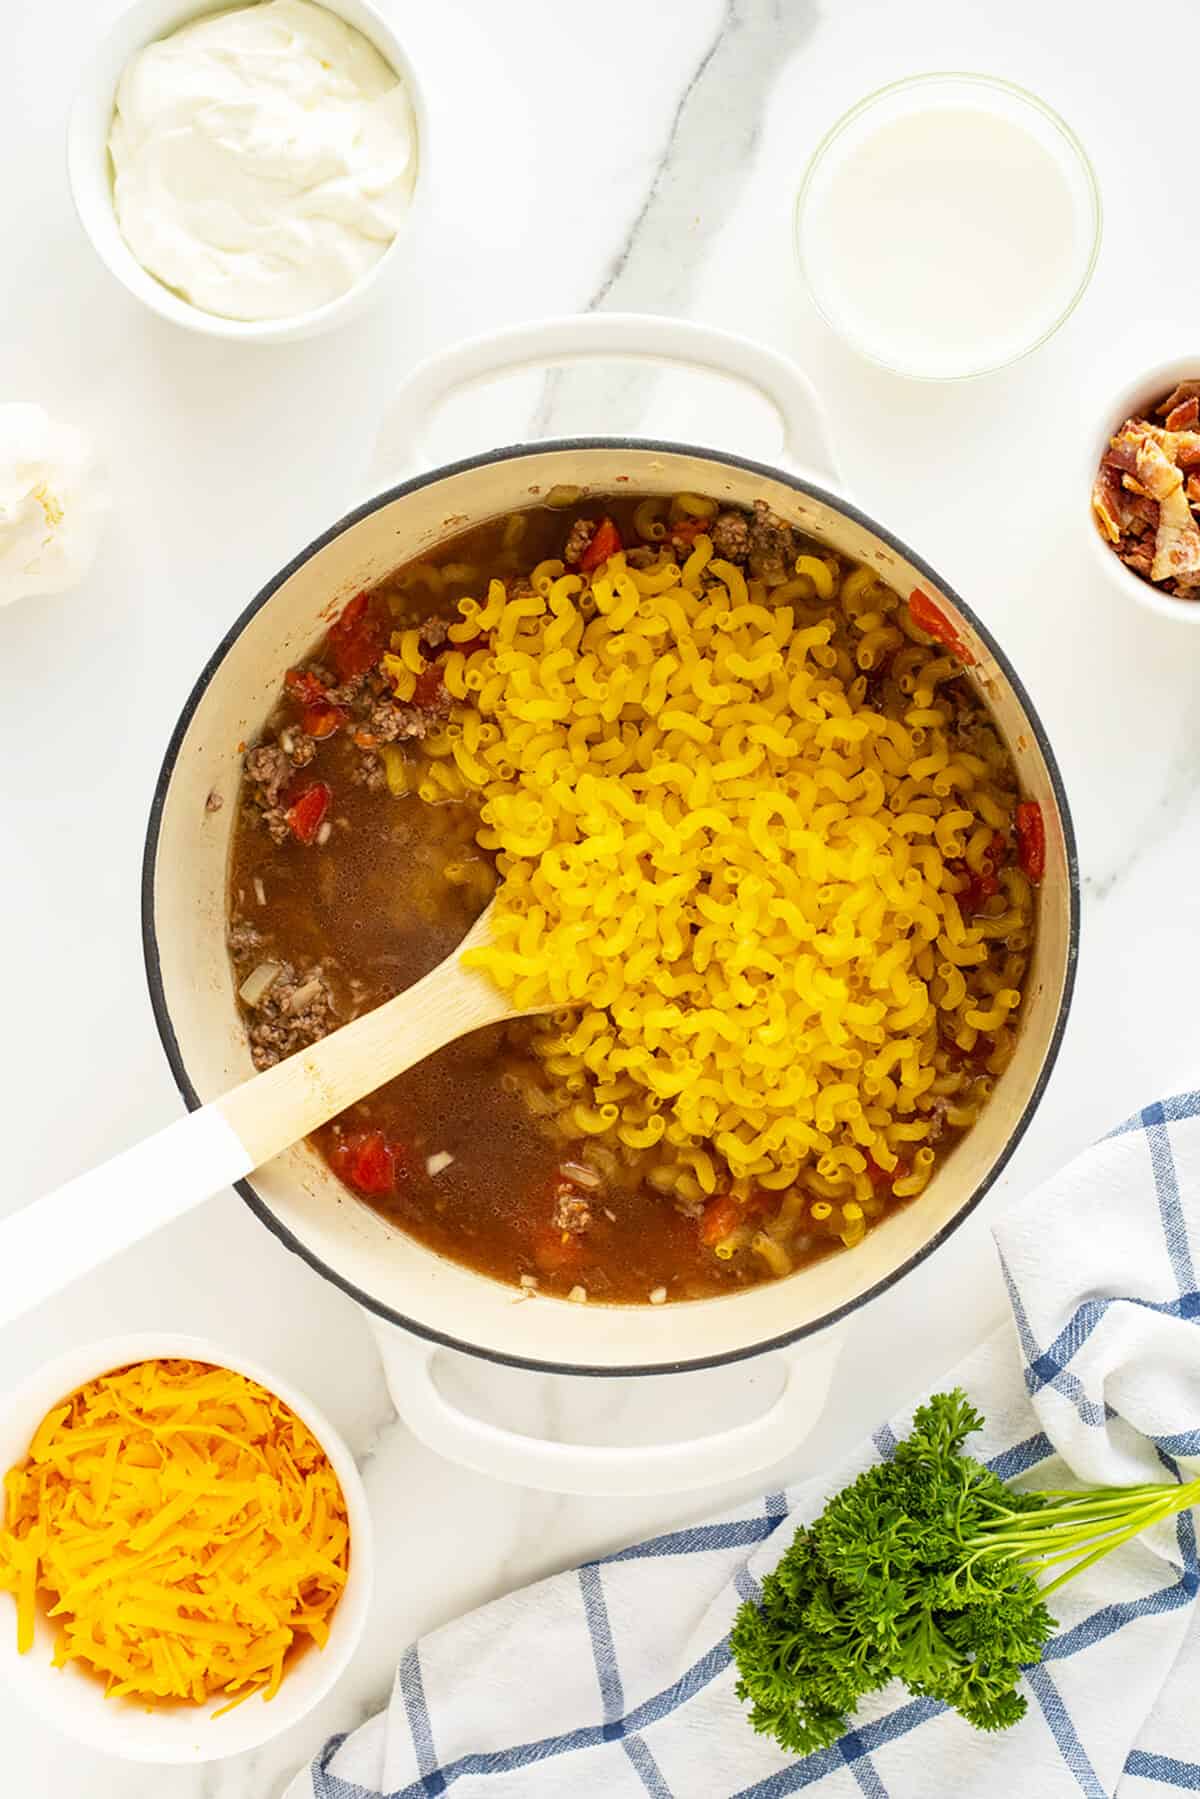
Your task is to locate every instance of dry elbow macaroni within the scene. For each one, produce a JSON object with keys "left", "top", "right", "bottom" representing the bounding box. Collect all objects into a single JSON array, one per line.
[{"left": 386, "top": 515, "right": 1034, "bottom": 1272}]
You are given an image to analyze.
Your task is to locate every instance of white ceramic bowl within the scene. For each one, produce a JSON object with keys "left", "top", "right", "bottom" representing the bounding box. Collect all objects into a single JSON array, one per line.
[
  {"left": 795, "top": 72, "right": 1102, "bottom": 381},
  {"left": 67, "top": 0, "right": 428, "bottom": 344},
  {"left": 0, "top": 1333, "right": 372, "bottom": 1762},
  {"left": 1087, "top": 354, "right": 1200, "bottom": 623}
]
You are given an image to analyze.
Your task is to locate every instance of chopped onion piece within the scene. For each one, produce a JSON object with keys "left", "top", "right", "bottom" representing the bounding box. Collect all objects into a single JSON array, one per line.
[
  {"left": 426, "top": 1151, "right": 454, "bottom": 1177},
  {"left": 649, "top": 1286, "right": 667, "bottom": 1306},
  {"left": 560, "top": 1160, "right": 601, "bottom": 1189},
  {"left": 567, "top": 1285, "right": 587, "bottom": 1304},
  {"left": 238, "top": 962, "right": 281, "bottom": 1007},
  {"left": 253, "top": 876, "right": 266, "bottom": 907},
  {"left": 285, "top": 977, "right": 323, "bottom": 1014},
  {"left": 519, "top": 1274, "right": 539, "bottom": 1290}
]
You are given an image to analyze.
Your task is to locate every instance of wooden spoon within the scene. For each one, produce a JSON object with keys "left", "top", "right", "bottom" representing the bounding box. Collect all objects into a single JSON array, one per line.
[{"left": 0, "top": 905, "right": 537, "bottom": 1331}]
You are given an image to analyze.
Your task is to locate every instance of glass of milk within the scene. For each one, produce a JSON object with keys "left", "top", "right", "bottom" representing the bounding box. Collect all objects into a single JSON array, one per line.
[{"left": 795, "top": 73, "right": 1101, "bottom": 381}]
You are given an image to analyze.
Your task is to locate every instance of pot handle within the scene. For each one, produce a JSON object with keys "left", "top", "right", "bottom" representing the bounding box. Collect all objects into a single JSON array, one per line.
[
  {"left": 370, "top": 312, "right": 840, "bottom": 491},
  {"left": 365, "top": 1315, "right": 845, "bottom": 1497}
]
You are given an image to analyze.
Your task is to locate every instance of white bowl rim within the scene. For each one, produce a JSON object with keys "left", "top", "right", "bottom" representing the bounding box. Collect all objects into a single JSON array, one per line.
[
  {"left": 1086, "top": 351, "right": 1200, "bottom": 623},
  {"left": 66, "top": 0, "right": 429, "bottom": 344},
  {"left": 0, "top": 1331, "right": 372, "bottom": 1763}
]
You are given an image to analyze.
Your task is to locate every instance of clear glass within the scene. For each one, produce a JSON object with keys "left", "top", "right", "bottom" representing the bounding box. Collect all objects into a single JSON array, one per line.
[{"left": 795, "top": 73, "right": 1102, "bottom": 382}]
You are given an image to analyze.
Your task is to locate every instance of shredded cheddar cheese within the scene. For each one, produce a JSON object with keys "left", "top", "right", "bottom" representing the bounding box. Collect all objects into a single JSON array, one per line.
[{"left": 0, "top": 1359, "right": 349, "bottom": 1710}]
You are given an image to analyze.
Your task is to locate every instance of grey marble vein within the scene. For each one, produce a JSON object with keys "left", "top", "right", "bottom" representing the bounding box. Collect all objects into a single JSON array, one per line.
[{"left": 528, "top": 0, "right": 820, "bottom": 439}]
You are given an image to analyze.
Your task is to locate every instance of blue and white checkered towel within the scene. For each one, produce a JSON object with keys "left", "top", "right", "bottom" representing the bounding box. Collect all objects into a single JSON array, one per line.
[{"left": 291, "top": 1094, "right": 1200, "bottom": 1798}]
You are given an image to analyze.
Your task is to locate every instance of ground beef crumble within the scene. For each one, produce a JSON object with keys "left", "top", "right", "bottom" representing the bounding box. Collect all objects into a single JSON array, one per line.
[
  {"left": 747, "top": 500, "right": 798, "bottom": 582},
  {"left": 563, "top": 517, "right": 595, "bottom": 566},
  {"left": 353, "top": 752, "right": 388, "bottom": 790},
  {"left": 553, "top": 1191, "right": 593, "bottom": 1234},
  {"left": 367, "top": 694, "right": 449, "bottom": 743},
  {"left": 242, "top": 960, "right": 335, "bottom": 1071},
  {"left": 418, "top": 616, "right": 450, "bottom": 650},
  {"left": 710, "top": 510, "right": 751, "bottom": 562},
  {"left": 278, "top": 725, "right": 316, "bottom": 767},
  {"left": 227, "top": 918, "right": 263, "bottom": 960},
  {"left": 244, "top": 743, "right": 291, "bottom": 808}
]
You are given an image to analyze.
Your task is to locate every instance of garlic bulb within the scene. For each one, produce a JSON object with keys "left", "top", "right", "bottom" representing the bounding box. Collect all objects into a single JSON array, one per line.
[{"left": 0, "top": 404, "right": 106, "bottom": 607}]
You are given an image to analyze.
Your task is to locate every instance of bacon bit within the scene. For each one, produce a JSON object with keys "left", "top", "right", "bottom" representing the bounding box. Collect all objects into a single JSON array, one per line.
[
  {"left": 1167, "top": 398, "right": 1200, "bottom": 433},
  {"left": 1156, "top": 381, "right": 1200, "bottom": 419},
  {"left": 907, "top": 588, "right": 975, "bottom": 665},
  {"left": 330, "top": 1130, "right": 401, "bottom": 1195},
  {"left": 1015, "top": 801, "right": 1046, "bottom": 884},
  {"left": 1153, "top": 485, "right": 1200, "bottom": 584},
  {"left": 1133, "top": 432, "right": 1184, "bottom": 503},
  {"left": 300, "top": 702, "right": 345, "bottom": 740},
  {"left": 285, "top": 668, "right": 329, "bottom": 707},
  {"left": 1090, "top": 466, "right": 1124, "bottom": 543},
  {"left": 1173, "top": 437, "right": 1200, "bottom": 472},
  {"left": 1103, "top": 434, "right": 1140, "bottom": 476},
  {"left": 1100, "top": 412, "right": 1200, "bottom": 591},
  {"left": 578, "top": 517, "right": 622, "bottom": 572},
  {"left": 327, "top": 593, "right": 386, "bottom": 680},
  {"left": 285, "top": 781, "right": 331, "bottom": 846}
]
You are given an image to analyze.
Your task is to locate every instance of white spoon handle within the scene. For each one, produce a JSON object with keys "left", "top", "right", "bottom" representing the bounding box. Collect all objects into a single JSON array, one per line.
[
  {"left": 0, "top": 1109, "right": 252, "bottom": 1333},
  {"left": 0, "top": 909, "right": 518, "bottom": 1332}
]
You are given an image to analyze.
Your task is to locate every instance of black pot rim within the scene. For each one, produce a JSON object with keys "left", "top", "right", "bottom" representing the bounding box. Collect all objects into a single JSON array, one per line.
[{"left": 141, "top": 436, "right": 1081, "bottom": 1379}]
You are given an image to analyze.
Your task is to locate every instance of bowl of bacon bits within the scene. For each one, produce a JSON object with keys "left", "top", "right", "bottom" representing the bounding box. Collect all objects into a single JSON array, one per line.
[
  {"left": 0, "top": 1335, "right": 371, "bottom": 1762},
  {"left": 1090, "top": 358, "right": 1200, "bottom": 617}
]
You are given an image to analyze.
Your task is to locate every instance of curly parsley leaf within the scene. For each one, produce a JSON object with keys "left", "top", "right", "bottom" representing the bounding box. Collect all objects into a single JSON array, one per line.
[{"left": 732, "top": 1389, "right": 1200, "bottom": 1757}]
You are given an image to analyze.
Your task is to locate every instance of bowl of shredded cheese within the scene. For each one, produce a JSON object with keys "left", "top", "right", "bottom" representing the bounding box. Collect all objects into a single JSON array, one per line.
[{"left": 0, "top": 1334, "right": 371, "bottom": 1761}]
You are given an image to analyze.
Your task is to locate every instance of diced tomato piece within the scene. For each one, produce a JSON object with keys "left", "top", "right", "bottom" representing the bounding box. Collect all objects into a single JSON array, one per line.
[
  {"left": 578, "top": 517, "right": 622, "bottom": 572},
  {"left": 907, "top": 588, "right": 975, "bottom": 665},
  {"left": 285, "top": 667, "right": 329, "bottom": 706},
  {"left": 1015, "top": 801, "right": 1046, "bottom": 883},
  {"left": 864, "top": 1155, "right": 910, "bottom": 1189},
  {"left": 700, "top": 1193, "right": 742, "bottom": 1247},
  {"left": 285, "top": 781, "right": 331, "bottom": 846},
  {"left": 300, "top": 703, "right": 344, "bottom": 740},
  {"left": 411, "top": 662, "right": 445, "bottom": 709},
  {"left": 956, "top": 869, "right": 1000, "bottom": 915},
  {"left": 327, "top": 592, "right": 386, "bottom": 680},
  {"left": 330, "top": 1130, "right": 396, "bottom": 1196},
  {"left": 668, "top": 518, "right": 705, "bottom": 547}
]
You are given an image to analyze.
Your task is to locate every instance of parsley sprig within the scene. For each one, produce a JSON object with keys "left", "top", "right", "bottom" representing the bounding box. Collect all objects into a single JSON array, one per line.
[{"left": 731, "top": 1389, "right": 1200, "bottom": 1755}]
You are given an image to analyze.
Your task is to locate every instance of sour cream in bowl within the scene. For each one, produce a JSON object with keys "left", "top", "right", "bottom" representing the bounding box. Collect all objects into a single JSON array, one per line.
[{"left": 69, "top": 0, "right": 427, "bottom": 342}]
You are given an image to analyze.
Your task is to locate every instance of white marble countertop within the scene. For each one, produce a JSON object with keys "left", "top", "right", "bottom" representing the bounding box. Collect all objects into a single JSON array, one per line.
[{"left": 4, "top": 0, "right": 1200, "bottom": 1791}]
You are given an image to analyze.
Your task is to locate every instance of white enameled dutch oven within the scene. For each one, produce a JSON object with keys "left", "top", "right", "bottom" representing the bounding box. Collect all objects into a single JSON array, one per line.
[{"left": 142, "top": 315, "right": 1079, "bottom": 1495}]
